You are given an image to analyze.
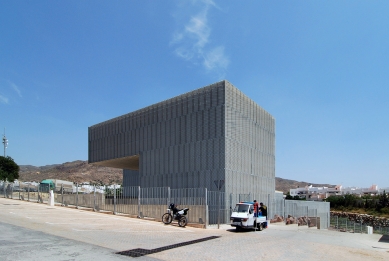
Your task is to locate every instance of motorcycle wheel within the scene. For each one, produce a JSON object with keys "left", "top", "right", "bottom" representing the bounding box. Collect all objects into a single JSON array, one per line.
[
  {"left": 162, "top": 213, "right": 173, "bottom": 224},
  {"left": 178, "top": 216, "right": 188, "bottom": 227}
]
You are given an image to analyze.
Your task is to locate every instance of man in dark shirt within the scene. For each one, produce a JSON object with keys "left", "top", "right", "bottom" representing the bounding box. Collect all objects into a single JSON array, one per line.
[
  {"left": 259, "top": 202, "right": 267, "bottom": 219},
  {"left": 259, "top": 202, "right": 268, "bottom": 228}
]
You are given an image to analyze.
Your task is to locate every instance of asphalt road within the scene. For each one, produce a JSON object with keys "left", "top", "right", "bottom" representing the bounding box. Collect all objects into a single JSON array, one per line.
[{"left": 0, "top": 198, "right": 388, "bottom": 261}]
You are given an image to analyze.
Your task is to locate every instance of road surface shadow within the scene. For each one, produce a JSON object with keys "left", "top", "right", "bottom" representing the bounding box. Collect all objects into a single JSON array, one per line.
[{"left": 378, "top": 235, "right": 389, "bottom": 243}]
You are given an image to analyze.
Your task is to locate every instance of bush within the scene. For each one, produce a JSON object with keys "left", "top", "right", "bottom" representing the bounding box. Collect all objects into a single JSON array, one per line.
[{"left": 380, "top": 207, "right": 389, "bottom": 215}]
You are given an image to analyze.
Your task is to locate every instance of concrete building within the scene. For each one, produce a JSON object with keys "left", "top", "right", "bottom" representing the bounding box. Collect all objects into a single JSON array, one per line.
[{"left": 88, "top": 80, "right": 275, "bottom": 200}]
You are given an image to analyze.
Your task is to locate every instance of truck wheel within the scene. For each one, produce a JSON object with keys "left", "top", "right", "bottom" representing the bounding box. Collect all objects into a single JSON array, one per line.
[{"left": 258, "top": 223, "right": 263, "bottom": 231}]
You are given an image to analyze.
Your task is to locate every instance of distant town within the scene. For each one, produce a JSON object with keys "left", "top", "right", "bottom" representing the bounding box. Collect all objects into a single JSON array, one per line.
[{"left": 289, "top": 184, "right": 389, "bottom": 201}]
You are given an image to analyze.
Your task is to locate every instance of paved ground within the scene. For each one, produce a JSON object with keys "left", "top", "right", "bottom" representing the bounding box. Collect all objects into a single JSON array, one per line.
[{"left": 0, "top": 198, "right": 388, "bottom": 261}]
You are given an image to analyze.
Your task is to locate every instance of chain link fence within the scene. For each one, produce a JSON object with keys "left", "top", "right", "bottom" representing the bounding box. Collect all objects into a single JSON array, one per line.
[
  {"left": 329, "top": 216, "right": 389, "bottom": 235},
  {"left": 0, "top": 181, "right": 50, "bottom": 203},
  {"left": 4, "top": 181, "right": 389, "bottom": 233},
  {"left": 268, "top": 198, "right": 329, "bottom": 229}
]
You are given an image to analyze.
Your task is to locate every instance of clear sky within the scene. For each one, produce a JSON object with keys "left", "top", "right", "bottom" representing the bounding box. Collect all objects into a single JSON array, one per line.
[{"left": 1, "top": 1, "right": 388, "bottom": 188}]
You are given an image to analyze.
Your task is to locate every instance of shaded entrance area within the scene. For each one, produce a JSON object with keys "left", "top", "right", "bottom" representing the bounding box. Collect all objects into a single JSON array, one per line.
[{"left": 91, "top": 154, "right": 139, "bottom": 170}]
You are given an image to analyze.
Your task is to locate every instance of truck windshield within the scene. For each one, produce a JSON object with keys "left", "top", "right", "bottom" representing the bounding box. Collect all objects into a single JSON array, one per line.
[{"left": 233, "top": 204, "right": 249, "bottom": 213}]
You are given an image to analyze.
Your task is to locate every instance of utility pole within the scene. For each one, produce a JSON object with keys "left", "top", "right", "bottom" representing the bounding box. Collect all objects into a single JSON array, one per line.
[{"left": 2, "top": 128, "right": 8, "bottom": 157}]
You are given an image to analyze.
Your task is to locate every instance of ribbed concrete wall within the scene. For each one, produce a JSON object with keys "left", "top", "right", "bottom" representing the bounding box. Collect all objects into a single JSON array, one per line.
[
  {"left": 88, "top": 80, "right": 275, "bottom": 196},
  {"left": 89, "top": 81, "right": 226, "bottom": 191},
  {"left": 224, "top": 81, "right": 275, "bottom": 202}
]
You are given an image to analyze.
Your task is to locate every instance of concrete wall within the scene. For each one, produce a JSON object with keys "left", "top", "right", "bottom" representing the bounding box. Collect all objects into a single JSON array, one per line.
[
  {"left": 88, "top": 80, "right": 275, "bottom": 200},
  {"left": 224, "top": 82, "right": 275, "bottom": 203}
]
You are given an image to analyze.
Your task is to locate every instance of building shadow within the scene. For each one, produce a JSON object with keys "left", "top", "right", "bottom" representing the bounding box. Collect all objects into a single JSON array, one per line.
[{"left": 378, "top": 235, "right": 389, "bottom": 243}]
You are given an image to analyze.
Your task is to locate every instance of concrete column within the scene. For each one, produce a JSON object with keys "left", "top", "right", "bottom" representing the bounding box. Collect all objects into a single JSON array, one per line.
[
  {"left": 367, "top": 226, "right": 373, "bottom": 234},
  {"left": 48, "top": 190, "right": 54, "bottom": 206}
]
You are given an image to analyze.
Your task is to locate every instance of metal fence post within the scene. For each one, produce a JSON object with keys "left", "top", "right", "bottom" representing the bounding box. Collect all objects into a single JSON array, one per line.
[
  {"left": 28, "top": 184, "right": 30, "bottom": 201},
  {"left": 61, "top": 184, "right": 64, "bottom": 206},
  {"left": 306, "top": 206, "right": 309, "bottom": 227},
  {"left": 138, "top": 186, "right": 141, "bottom": 218},
  {"left": 268, "top": 194, "right": 270, "bottom": 222},
  {"left": 93, "top": 186, "right": 96, "bottom": 211},
  {"left": 217, "top": 190, "right": 221, "bottom": 229},
  {"left": 205, "top": 187, "right": 208, "bottom": 228},
  {"left": 76, "top": 183, "right": 78, "bottom": 208},
  {"left": 167, "top": 187, "right": 170, "bottom": 206},
  {"left": 114, "top": 184, "right": 117, "bottom": 215},
  {"left": 346, "top": 218, "right": 348, "bottom": 232}
]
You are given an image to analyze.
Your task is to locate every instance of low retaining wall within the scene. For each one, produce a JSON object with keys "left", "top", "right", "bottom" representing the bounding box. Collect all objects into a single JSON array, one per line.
[
  {"left": 331, "top": 211, "right": 389, "bottom": 227},
  {"left": 270, "top": 214, "right": 320, "bottom": 228}
]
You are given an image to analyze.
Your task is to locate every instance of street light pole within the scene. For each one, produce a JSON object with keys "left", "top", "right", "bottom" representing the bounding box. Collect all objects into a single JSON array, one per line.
[{"left": 2, "top": 128, "right": 8, "bottom": 157}]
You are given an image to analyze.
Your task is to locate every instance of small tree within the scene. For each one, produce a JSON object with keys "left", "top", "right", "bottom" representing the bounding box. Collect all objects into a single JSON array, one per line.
[
  {"left": 285, "top": 192, "right": 293, "bottom": 200},
  {"left": 0, "top": 156, "right": 20, "bottom": 182},
  {"left": 377, "top": 190, "right": 389, "bottom": 211}
]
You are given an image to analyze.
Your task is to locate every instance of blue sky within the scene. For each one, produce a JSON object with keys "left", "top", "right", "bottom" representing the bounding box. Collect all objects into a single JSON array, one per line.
[{"left": 1, "top": 1, "right": 388, "bottom": 188}]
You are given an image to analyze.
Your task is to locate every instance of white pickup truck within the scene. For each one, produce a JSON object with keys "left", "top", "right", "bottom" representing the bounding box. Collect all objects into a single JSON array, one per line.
[{"left": 230, "top": 202, "right": 267, "bottom": 231}]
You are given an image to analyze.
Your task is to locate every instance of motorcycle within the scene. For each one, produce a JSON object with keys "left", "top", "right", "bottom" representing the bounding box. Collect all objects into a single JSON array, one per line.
[{"left": 162, "top": 203, "right": 189, "bottom": 227}]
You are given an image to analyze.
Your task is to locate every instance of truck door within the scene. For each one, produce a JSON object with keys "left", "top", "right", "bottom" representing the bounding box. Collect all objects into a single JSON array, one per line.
[{"left": 248, "top": 205, "right": 255, "bottom": 226}]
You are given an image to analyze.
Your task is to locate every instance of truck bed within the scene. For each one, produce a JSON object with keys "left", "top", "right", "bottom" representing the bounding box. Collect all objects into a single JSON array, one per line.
[{"left": 255, "top": 216, "right": 266, "bottom": 222}]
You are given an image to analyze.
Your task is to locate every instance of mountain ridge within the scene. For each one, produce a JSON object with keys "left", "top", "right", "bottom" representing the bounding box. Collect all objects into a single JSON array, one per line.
[{"left": 18, "top": 160, "right": 335, "bottom": 194}]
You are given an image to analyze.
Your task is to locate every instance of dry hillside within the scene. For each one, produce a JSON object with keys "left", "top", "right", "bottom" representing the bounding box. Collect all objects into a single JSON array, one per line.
[
  {"left": 18, "top": 160, "right": 122, "bottom": 185},
  {"left": 275, "top": 177, "right": 335, "bottom": 194},
  {"left": 18, "top": 160, "right": 334, "bottom": 193}
]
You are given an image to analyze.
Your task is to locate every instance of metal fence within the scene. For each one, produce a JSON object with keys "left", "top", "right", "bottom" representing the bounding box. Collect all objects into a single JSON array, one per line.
[
  {"left": 329, "top": 216, "right": 389, "bottom": 235},
  {"left": 1, "top": 181, "right": 331, "bottom": 229},
  {"left": 211, "top": 192, "right": 330, "bottom": 229},
  {"left": 0, "top": 181, "right": 50, "bottom": 203},
  {"left": 278, "top": 200, "right": 330, "bottom": 229}
]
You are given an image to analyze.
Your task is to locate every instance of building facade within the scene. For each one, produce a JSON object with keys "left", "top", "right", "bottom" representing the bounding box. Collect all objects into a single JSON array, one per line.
[{"left": 88, "top": 80, "right": 275, "bottom": 200}]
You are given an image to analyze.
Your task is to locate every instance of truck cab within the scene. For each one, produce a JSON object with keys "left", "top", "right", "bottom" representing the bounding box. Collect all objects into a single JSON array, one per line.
[{"left": 230, "top": 202, "right": 267, "bottom": 231}]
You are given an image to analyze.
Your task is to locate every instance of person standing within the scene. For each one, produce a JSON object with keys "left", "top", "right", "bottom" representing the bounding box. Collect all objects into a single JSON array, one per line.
[
  {"left": 259, "top": 202, "right": 267, "bottom": 218},
  {"left": 259, "top": 202, "right": 268, "bottom": 227},
  {"left": 253, "top": 200, "right": 259, "bottom": 217}
]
